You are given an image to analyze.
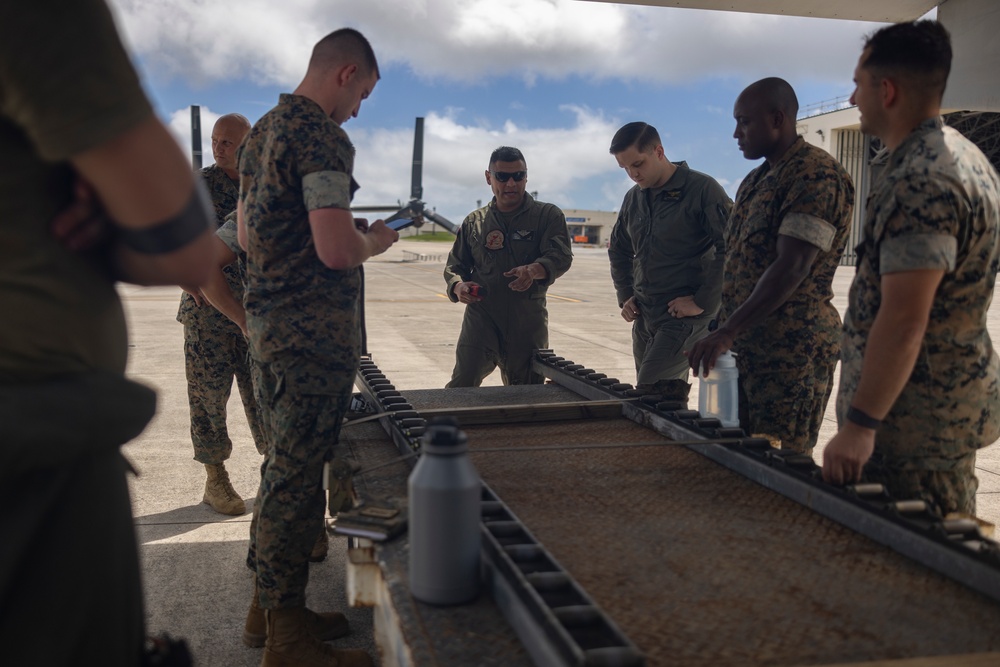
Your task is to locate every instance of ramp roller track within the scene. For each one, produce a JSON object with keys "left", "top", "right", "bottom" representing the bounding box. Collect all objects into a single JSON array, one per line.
[{"left": 354, "top": 356, "right": 645, "bottom": 667}]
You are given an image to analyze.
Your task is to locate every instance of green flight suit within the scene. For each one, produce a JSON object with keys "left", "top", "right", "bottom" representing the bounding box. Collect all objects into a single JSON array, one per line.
[
  {"left": 609, "top": 161, "right": 731, "bottom": 384},
  {"left": 444, "top": 194, "right": 572, "bottom": 386}
]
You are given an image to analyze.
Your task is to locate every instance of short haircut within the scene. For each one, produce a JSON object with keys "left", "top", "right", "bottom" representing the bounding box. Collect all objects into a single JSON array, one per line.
[
  {"left": 744, "top": 77, "right": 799, "bottom": 119},
  {"left": 862, "top": 20, "right": 952, "bottom": 99},
  {"left": 489, "top": 146, "right": 525, "bottom": 168},
  {"left": 309, "top": 28, "right": 380, "bottom": 80},
  {"left": 609, "top": 122, "right": 661, "bottom": 155}
]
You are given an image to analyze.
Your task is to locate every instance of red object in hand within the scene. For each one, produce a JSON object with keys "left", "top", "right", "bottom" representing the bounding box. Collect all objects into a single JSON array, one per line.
[{"left": 468, "top": 284, "right": 486, "bottom": 298}]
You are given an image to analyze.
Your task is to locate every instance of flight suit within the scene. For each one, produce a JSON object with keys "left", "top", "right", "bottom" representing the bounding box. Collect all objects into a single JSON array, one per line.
[
  {"left": 609, "top": 161, "right": 731, "bottom": 384},
  {"left": 444, "top": 194, "right": 572, "bottom": 386}
]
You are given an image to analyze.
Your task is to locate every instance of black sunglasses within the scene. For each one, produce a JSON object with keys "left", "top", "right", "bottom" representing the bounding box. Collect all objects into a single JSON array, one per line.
[{"left": 492, "top": 170, "right": 527, "bottom": 183}]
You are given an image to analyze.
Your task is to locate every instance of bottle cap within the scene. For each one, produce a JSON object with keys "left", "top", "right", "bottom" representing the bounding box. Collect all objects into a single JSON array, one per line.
[
  {"left": 715, "top": 351, "right": 737, "bottom": 368},
  {"left": 421, "top": 417, "right": 468, "bottom": 454}
]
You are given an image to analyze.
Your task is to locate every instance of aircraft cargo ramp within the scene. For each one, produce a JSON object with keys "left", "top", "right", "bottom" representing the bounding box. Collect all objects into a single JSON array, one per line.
[{"left": 341, "top": 353, "right": 1000, "bottom": 667}]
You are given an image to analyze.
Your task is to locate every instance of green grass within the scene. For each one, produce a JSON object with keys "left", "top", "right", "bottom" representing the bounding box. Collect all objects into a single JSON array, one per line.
[{"left": 405, "top": 231, "right": 455, "bottom": 242}]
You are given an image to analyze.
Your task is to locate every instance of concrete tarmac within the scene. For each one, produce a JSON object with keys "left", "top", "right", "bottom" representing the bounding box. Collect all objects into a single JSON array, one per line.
[{"left": 122, "top": 239, "right": 1000, "bottom": 666}]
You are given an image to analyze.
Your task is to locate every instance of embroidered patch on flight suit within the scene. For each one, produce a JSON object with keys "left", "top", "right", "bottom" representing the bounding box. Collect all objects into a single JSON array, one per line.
[
  {"left": 485, "top": 230, "right": 505, "bottom": 250},
  {"left": 512, "top": 230, "right": 534, "bottom": 241}
]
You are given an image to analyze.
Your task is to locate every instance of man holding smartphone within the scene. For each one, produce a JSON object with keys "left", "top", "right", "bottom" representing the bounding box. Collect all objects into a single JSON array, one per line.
[{"left": 444, "top": 146, "right": 573, "bottom": 386}]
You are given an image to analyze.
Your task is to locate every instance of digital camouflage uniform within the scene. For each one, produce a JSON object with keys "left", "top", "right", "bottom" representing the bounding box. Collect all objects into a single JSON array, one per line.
[
  {"left": 838, "top": 117, "right": 1000, "bottom": 515},
  {"left": 177, "top": 164, "right": 265, "bottom": 464},
  {"left": 724, "top": 137, "right": 854, "bottom": 452},
  {"left": 444, "top": 194, "right": 572, "bottom": 386},
  {"left": 609, "top": 162, "right": 732, "bottom": 384},
  {"left": 240, "top": 93, "right": 361, "bottom": 609}
]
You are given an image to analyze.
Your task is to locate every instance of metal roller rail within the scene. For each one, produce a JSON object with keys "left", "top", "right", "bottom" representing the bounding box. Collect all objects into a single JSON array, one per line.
[
  {"left": 353, "top": 355, "right": 646, "bottom": 667},
  {"left": 531, "top": 348, "right": 1000, "bottom": 604}
]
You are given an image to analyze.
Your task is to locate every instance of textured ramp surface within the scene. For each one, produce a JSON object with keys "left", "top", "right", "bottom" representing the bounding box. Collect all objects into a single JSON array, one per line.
[
  {"left": 343, "top": 420, "right": 534, "bottom": 666},
  {"left": 400, "top": 388, "right": 1000, "bottom": 667}
]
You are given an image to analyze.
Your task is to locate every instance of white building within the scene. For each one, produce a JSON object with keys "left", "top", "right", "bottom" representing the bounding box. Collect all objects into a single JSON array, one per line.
[{"left": 563, "top": 208, "right": 617, "bottom": 247}]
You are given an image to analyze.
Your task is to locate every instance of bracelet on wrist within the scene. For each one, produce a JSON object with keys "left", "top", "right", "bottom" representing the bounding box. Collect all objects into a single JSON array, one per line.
[{"left": 846, "top": 405, "right": 881, "bottom": 430}]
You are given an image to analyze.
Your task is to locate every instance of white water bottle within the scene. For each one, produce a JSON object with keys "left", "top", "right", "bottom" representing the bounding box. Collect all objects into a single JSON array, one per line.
[{"left": 698, "top": 350, "right": 739, "bottom": 427}]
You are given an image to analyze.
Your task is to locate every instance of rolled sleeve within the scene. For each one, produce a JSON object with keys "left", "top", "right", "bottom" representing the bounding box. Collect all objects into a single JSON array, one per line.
[
  {"left": 216, "top": 216, "right": 242, "bottom": 256},
  {"left": 880, "top": 233, "right": 957, "bottom": 274},
  {"left": 302, "top": 170, "right": 352, "bottom": 211},
  {"left": 778, "top": 212, "right": 838, "bottom": 252}
]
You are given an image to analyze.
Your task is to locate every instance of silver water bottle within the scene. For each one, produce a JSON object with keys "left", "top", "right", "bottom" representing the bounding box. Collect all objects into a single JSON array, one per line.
[{"left": 408, "top": 417, "right": 482, "bottom": 605}]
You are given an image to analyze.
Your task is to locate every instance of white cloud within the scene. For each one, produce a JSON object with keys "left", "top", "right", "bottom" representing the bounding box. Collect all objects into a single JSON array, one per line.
[
  {"left": 348, "top": 105, "right": 624, "bottom": 223},
  {"left": 135, "top": 0, "right": 888, "bottom": 219},
  {"left": 109, "top": 0, "right": 880, "bottom": 89},
  {"left": 163, "top": 102, "right": 624, "bottom": 223}
]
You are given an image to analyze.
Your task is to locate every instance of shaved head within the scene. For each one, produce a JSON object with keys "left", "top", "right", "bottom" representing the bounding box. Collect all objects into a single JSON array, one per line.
[
  {"left": 733, "top": 77, "right": 800, "bottom": 164},
  {"left": 215, "top": 113, "right": 251, "bottom": 133},
  {"left": 211, "top": 113, "right": 251, "bottom": 175},
  {"left": 739, "top": 77, "right": 799, "bottom": 121}
]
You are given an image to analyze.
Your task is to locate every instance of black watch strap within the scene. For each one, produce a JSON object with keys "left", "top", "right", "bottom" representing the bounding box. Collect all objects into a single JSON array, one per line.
[{"left": 847, "top": 406, "right": 881, "bottom": 430}]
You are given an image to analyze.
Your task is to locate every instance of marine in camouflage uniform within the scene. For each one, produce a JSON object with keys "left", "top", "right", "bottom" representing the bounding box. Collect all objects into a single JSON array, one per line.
[
  {"left": 821, "top": 21, "right": 1000, "bottom": 517},
  {"left": 444, "top": 149, "right": 572, "bottom": 387},
  {"left": 239, "top": 92, "right": 364, "bottom": 610},
  {"left": 723, "top": 136, "right": 854, "bottom": 452},
  {"left": 836, "top": 118, "right": 1000, "bottom": 513},
  {"left": 178, "top": 159, "right": 266, "bottom": 514}
]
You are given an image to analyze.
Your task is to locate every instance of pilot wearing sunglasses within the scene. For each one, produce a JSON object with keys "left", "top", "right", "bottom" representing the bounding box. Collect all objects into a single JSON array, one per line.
[{"left": 444, "top": 146, "right": 573, "bottom": 387}]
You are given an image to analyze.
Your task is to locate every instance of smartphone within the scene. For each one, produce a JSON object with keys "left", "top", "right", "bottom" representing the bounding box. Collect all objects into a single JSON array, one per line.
[{"left": 386, "top": 218, "right": 415, "bottom": 231}]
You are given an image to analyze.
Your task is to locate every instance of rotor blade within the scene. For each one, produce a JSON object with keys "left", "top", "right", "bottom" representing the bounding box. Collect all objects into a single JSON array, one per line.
[
  {"left": 422, "top": 209, "right": 458, "bottom": 234},
  {"left": 351, "top": 205, "right": 405, "bottom": 212},
  {"left": 411, "top": 117, "right": 424, "bottom": 201}
]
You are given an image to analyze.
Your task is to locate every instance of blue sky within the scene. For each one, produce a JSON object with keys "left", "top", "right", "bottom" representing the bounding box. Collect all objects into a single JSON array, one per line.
[{"left": 107, "top": 0, "right": 909, "bottom": 226}]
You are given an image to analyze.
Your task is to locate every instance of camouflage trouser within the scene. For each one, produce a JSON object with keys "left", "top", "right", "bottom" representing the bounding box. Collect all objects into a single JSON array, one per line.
[
  {"left": 184, "top": 323, "right": 266, "bottom": 464},
  {"left": 863, "top": 449, "right": 978, "bottom": 516},
  {"left": 738, "top": 356, "right": 836, "bottom": 454},
  {"left": 447, "top": 298, "right": 548, "bottom": 387},
  {"left": 245, "top": 357, "right": 354, "bottom": 609},
  {"left": 633, "top": 315, "right": 711, "bottom": 385}
]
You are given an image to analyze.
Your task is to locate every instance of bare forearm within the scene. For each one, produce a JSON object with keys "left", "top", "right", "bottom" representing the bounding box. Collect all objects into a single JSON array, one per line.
[
  {"left": 311, "top": 211, "right": 397, "bottom": 270},
  {"left": 201, "top": 271, "right": 247, "bottom": 333},
  {"left": 111, "top": 230, "right": 217, "bottom": 286},
  {"left": 719, "top": 261, "right": 805, "bottom": 337},
  {"left": 237, "top": 201, "right": 248, "bottom": 252},
  {"left": 71, "top": 117, "right": 215, "bottom": 286},
  {"left": 324, "top": 230, "right": 381, "bottom": 269},
  {"left": 719, "top": 235, "right": 817, "bottom": 338},
  {"left": 849, "top": 306, "right": 927, "bottom": 419}
]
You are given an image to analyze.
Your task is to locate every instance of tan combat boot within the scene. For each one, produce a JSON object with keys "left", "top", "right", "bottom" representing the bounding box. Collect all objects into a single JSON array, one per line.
[
  {"left": 309, "top": 527, "right": 329, "bottom": 563},
  {"left": 244, "top": 584, "right": 351, "bottom": 648},
  {"left": 261, "top": 607, "right": 372, "bottom": 667},
  {"left": 203, "top": 462, "right": 246, "bottom": 515}
]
